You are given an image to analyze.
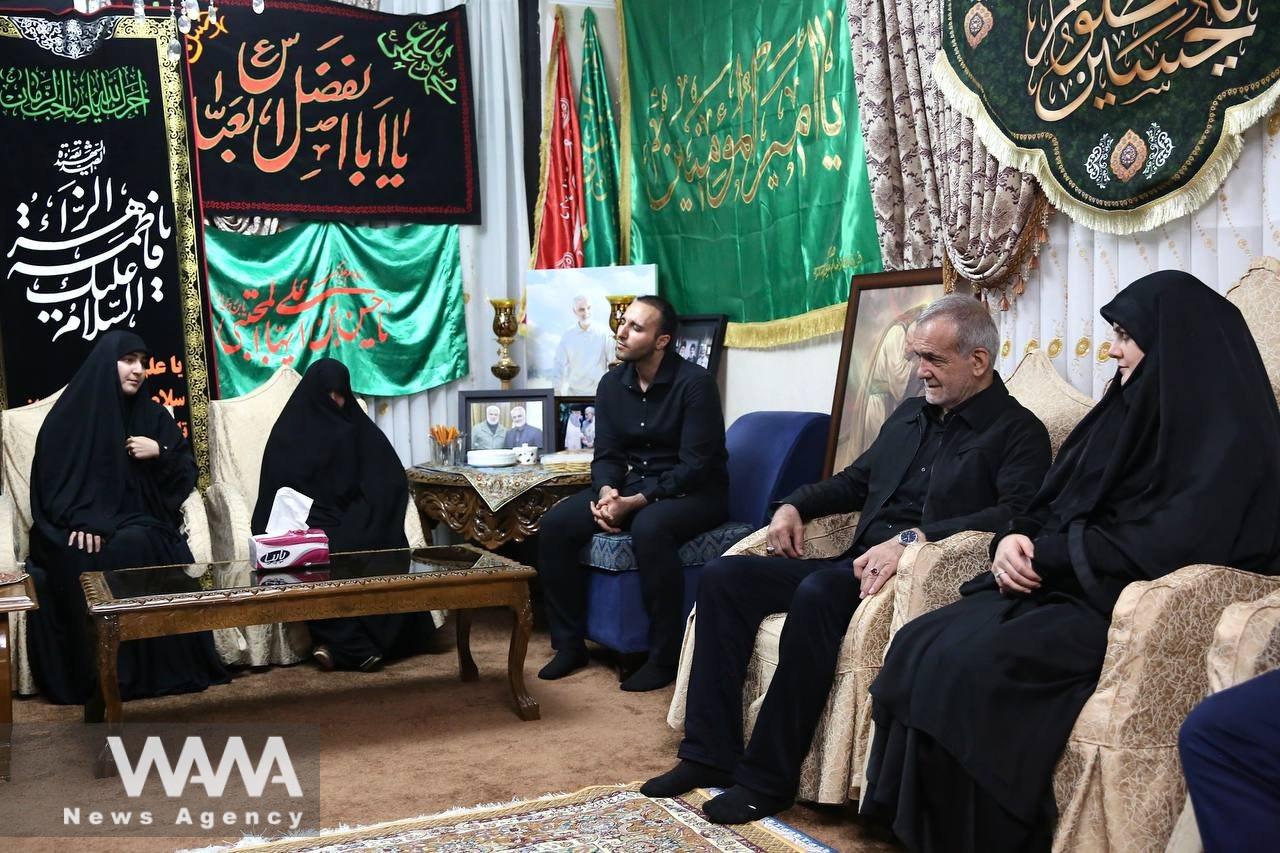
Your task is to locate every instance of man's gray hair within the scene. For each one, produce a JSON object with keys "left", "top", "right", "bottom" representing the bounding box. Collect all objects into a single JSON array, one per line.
[{"left": 917, "top": 294, "right": 999, "bottom": 360}]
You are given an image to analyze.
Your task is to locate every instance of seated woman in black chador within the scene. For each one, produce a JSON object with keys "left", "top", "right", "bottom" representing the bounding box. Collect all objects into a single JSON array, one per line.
[
  {"left": 252, "top": 358, "right": 434, "bottom": 672},
  {"left": 861, "top": 271, "right": 1280, "bottom": 852},
  {"left": 26, "top": 331, "right": 228, "bottom": 704}
]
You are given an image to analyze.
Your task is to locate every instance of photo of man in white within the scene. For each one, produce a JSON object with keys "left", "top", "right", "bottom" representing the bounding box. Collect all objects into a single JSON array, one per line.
[{"left": 554, "top": 295, "right": 613, "bottom": 395}]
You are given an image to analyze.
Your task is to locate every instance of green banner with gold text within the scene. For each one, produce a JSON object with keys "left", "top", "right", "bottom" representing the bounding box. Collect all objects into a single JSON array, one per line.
[{"left": 620, "top": 0, "right": 882, "bottom": 346}]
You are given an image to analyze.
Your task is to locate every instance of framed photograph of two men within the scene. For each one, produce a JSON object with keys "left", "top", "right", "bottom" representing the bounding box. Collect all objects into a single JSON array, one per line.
[{"left": 826, "top": 269, "right": 946, "bottom": 477}]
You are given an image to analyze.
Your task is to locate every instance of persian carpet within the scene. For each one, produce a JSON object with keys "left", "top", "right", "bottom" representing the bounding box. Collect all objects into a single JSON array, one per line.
[{"left": 197, "top": 784, "right": 835, "bottom": 851}]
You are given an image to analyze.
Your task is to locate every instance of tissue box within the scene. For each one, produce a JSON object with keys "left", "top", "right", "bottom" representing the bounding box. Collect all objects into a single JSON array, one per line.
[{"left": 248, "top": 529, "right": 330, "bottom": 570}]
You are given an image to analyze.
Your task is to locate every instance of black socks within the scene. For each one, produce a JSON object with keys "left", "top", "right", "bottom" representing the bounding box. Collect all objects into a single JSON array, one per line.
[
  {"left": 537, "top": 647, "right": 589, "bottom": 680},
  {"left": 702, "top": 784, "right": 793, "bottom": 824},
  {"left": 620, "top": 660, "right": 677, "bottom": 692},
  {"left": 640, "top": 759, "right": 734, "bottom": 798}
]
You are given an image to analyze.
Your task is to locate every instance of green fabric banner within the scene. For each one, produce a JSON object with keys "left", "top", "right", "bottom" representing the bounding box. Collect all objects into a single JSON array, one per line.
[
  {"left": 939, "top": 1, "right": 1280, "bottom": 234},
  {"left": 579, "top": 8, "right": 622, "bottom": 268},
  {"left": 205, "top": 223, "right": 468, "bottom": 398},
  {"left": 620, "top": 0, "right": 883, "bottom": 345}
]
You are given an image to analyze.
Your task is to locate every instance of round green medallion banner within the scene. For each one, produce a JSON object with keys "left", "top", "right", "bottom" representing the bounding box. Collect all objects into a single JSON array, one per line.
[{"left": 938, "top": 1, "right": 1280, "bottom": 233}]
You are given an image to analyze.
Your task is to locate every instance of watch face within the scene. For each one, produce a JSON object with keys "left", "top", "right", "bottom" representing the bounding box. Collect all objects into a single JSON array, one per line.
[{"left": 898, "top": 530, "right": 918, "bottom": 545}]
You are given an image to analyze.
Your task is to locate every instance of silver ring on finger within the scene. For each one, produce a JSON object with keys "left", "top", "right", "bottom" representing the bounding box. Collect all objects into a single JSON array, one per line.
[
  {"left": 765, "top": 545, "right": 776, "bottom": 553},
  {"left": 869, "top": 567, "right": 880, "bottom": 576}
]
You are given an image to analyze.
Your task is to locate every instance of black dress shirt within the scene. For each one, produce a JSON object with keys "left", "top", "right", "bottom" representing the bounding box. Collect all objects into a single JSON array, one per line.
[
  {"left": 780, "top": 374, "right": 1051, "bottom": 551},
  {"left": 591, "top": 350, "right": 729, "bottom": 502}
]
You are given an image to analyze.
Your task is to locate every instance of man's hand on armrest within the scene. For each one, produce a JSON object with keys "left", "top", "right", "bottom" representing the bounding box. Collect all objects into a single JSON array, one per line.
[
  {"left": 765, "top": 504, "right": 806, "bottom": 559},
  {"left": 855, "top": 528, "right": 926, "bottom": 598}
]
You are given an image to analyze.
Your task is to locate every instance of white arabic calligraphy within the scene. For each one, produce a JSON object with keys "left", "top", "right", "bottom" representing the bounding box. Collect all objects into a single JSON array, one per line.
[{"left": 6, "top": 141, "right": 170, "bottom": 342}]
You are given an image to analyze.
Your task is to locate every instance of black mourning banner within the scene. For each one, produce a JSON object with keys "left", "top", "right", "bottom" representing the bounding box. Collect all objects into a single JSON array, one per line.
[
  {"left": 0, "top": 11, "right": 212, "bottom": 479},
  {"left": 187, "top": 0, "right": 480, "bottom": 223}
]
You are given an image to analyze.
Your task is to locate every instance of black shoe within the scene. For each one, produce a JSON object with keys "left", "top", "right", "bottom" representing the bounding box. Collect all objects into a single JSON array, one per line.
[
  {"left": 620, "top": 661, "right": 677, "bottom": 692},
  {"left": 702, "top": 784, "right": 793, "bottom": 824},
  {"left": 312, "top": 646, "right": 335, "bottom": 672},
  {"left": 640, "top": 759, "right": 734, "bottom": 798},
  {"left": 537, "top": 647, "right": 589, "bottom": 680},
  {"left": 358, "top": 654, "right": 384, "bottom": 673}
]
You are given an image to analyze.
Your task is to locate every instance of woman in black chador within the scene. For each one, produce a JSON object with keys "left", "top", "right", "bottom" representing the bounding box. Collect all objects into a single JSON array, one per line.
[
  {"left": 252, "top": 358, "right": 434, "bottom": 671},
  {"left": 861, "top": 271, "right": 1280, "bottom": 852},
  {"left": 26, "top": 331, "right": 228, "bottom": 704}
]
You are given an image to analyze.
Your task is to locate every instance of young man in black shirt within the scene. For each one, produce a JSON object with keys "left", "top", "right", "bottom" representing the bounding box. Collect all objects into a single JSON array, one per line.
[
  {"left": 537, "top": 295, "right": 729, "bottom": 692},
  {"left": 641, "top": 294, "right": 1053, "bottom": 823}
]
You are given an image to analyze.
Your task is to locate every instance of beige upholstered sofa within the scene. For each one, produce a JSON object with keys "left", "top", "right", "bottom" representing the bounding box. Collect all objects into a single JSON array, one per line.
[
  {"left": 667, "top": 347, "right": 1094, "bottom": 804},
  {"left": 1164, "top": 587, "right": 1280, "bottom": 853},
  {"left": 886, "top": 257, "right": 1280, "bottom": 853},
  {"left": 0, "top": 389, "right": 212, "bottom": 696},
  {"left": 203, "top": 367, "right": 429, "bottom": 666}
]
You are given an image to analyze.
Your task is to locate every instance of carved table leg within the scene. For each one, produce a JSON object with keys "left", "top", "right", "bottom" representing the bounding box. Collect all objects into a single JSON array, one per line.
[
  {"left": 508, "top": 590, "right": 540, "bottom": 721},
  {"left": 455, "top": 609, "right": 478, "bottom": 682},
  {"left": 1, "top": 616, "right": 11, "bottom": 781},
  {"left": 86, "top": 615, "right": 122, "bottom": 778}
]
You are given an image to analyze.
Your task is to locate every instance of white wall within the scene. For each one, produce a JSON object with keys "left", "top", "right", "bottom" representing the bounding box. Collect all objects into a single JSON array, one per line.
[{"left": 722, "top": 334, "right": 841, "bottom": 427}]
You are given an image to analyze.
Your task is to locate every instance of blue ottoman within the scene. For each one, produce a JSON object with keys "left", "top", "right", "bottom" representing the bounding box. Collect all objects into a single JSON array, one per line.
[{"left": 580, "top": 521, "right": 755, "bottom": 654}]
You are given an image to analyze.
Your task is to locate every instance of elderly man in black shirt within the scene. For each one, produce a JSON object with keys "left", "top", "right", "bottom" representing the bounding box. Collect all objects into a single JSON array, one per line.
[
  {"left": 642, "top": 294, "right": 1052, "bottom": 823},
  {"left": 537, "top": 295, "right": 729, "bottom": 692}
]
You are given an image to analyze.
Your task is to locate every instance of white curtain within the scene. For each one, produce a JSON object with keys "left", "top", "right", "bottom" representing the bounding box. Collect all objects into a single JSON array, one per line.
[
  {"left": 360, "top": 0, "right": 531, "bottom": 466},
  {"left": 995, "top": 123, "right": 1280, "bottom": 399}
]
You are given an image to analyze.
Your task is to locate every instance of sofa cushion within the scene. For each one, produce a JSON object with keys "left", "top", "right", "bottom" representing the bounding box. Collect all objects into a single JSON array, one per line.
[
  {"left": 1005, "top": 350, "right": 1094, "bottom": 458},
  {"left": 581, "top": 521, "right": 756, "bottom": 572}
]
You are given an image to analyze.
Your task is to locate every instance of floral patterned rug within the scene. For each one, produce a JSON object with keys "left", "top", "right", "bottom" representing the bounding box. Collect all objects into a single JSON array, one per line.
[{"left": 199, "top": 785, "right": 834, "bottom": 852}]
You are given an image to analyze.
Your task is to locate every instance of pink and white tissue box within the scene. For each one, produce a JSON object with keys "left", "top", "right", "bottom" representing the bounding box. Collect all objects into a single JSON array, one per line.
[{"left": 248, "top": 529, "right": 330, "bottom": 570}]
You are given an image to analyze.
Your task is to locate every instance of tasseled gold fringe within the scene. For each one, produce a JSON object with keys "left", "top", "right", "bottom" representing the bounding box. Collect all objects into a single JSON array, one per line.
[{"left": 724, "top": 302, "right": 848, "bottom": 349}]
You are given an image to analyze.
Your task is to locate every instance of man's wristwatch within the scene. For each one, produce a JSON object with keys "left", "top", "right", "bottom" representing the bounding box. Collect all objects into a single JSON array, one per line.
[{"left": 897, "top": 529, "right": 920, "bottom": 546}]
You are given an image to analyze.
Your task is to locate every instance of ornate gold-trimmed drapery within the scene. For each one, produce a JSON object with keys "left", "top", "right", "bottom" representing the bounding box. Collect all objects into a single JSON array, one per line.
[{"left": 847, "top": 0, "right": 1048, "bottom": 307}]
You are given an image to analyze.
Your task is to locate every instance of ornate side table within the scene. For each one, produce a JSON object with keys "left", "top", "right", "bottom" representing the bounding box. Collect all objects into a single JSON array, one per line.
[{"left": 407, "top": 464, "right": 591, "bottom": 550}]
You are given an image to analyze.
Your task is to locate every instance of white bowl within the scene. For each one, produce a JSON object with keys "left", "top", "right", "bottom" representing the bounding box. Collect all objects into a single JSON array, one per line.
[{"left": 467, "top": 449, "right": 520, "bottom": 467}]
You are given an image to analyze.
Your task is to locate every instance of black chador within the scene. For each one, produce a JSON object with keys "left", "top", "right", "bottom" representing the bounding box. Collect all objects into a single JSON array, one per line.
[
  {"left": 26, "top": 331, "right": 228, "bottom": 704},
  {"left": 252, "top": 358, "right": 434, "bottom": 670}
]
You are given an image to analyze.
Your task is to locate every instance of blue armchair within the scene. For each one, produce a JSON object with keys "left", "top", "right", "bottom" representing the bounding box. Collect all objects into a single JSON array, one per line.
[{"left": 580, "top": 410, "right": 831, "bottom": 654}]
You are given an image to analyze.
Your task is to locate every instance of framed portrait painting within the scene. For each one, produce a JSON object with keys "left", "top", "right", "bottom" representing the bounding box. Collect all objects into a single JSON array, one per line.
[
  {"left": 458, "top": 388, "right": 556, "bottom": 453},
  {"left": 826, "top": 269, "right": 946, "bottom": 476},
  {"left": 673, "top": 314, "right": 728, "bottom": 377},
  {"left": 523, "top": 264, "right": 658, "bottom": 396},
  {"left": 554, "top": 396, "right": 597, "bottom": 451}
]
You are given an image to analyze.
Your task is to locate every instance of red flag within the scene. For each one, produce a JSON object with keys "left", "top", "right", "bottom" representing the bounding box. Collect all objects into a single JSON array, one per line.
[{"left": 532, "top": 10, "right": 584, "bottom": 270}]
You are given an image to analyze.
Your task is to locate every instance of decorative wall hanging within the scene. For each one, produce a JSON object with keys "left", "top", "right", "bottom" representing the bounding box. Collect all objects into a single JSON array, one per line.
[
  {"left": 186, "top": 0, "right": 480, "bottom": 223},
  {"left": 530, "top": 7, "right": 583, "bottom": 270},
  {"left": 204, "top": 221, "right": 467, "bottom": 397},
  {"left": 619, "top": 0, "right": 883, "bottom": 347},
  {"left": 0, "top": 11, "right": 213, "bottom": 482},
  {"left": 937, "top": 0, "right": 1280, "bottom": 234}
]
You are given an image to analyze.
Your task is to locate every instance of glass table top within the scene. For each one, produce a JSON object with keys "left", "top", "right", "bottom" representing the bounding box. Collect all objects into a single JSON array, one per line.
[{"left": 99, "top": 545, "right": 526, "bottom": 602}]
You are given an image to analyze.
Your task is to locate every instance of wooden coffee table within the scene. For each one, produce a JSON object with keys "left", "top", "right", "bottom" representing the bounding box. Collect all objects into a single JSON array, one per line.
[
  {"left": 1, "top": 573, "right": 37, "bottom": 781},
  {"left": 79, "top": 546, "right": 539, "bottom": 728}
]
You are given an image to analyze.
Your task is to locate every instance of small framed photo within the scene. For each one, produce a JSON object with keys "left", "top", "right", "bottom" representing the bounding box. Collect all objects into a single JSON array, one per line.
[
  {"left": 826, "top": 269, "right": 946, "bottom": 477},
  {"left": 673, "top": 313, "right": 728, "bottom": 377},
  {"left": 554, "top": 396, "right": 597, "bottom": 451},
  {"left": 458, "top": 388, "right": 556, "bottom": 453}
]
